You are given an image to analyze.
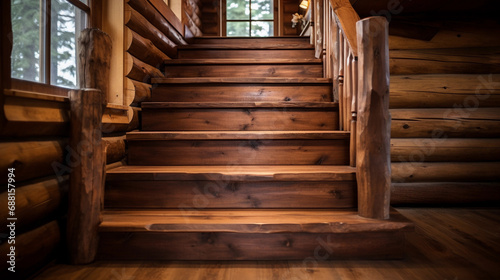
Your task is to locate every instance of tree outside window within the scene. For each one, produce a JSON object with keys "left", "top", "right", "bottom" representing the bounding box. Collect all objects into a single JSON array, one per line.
[
  {"left": 226, "top": 0, "right": 274, "bottom": 37},
  {"left": 11, "top": 0, "right": 88, "bottom": 88}
]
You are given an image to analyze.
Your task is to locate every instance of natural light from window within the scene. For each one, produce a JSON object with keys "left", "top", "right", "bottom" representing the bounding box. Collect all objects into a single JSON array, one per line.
[{"left": 226, "top": 0, "right": 274, "bottom": 37}]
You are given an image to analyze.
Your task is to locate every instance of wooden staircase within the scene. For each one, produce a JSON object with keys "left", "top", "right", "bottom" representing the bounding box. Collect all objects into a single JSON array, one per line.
[{"left": 99, "top": 37, "right": 413, "bottom": 260}]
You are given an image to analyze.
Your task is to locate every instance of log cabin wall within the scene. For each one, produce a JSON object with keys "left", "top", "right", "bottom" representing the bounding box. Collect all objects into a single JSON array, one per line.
[
  {"left": 0, "top": 0, "right": 188, "bottom": 278},
  {"left": 387, "top": 15, "right": 500, "bottom": 205}
]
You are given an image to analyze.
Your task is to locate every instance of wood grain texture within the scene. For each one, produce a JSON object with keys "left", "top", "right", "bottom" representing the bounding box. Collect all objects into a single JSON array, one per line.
[
  {"left": 126, "top": 78, "right": 151, "bottom": 105},
  {"left": 106, "top": 165, "right": 357, "bottom": 182},
  {"left": 390, "top": 47, "right": 500, "bottom": 75},
  {"left": 77, "top": 29, "right": 112, "bottom": 103},
  {"left": 356, "top": 17, "right": 391, "bottom": 219},
  {"left": 152, "top": 83, "right": 332, "bottom": 102},
  {"left": 126, "top": 131, "right": 350, "bottom": 140},
  {"left": 128, "top": 139, "right": 349, "bottom": 165},
  {"left": 178, "top": 49, "right": 316, "bottom": 59},
  {"left": 391, "top": 162, "right": 500, "bottom": 183},
  {"left": 125, "top": 28, "right": 169, "bottom": 68},
  {"left": 390, "top": 74, "right": 500, "bottom": 108},
  {"left": 391, "top": 138, "right": 500, "bottom": 162},
  {"left": 329, "top": 0, "right": 360, "bottom": 55},
  {"left": 147, "top": 0, "right": 185, "bottom": 37},
  {"left": 391, "top": 108, "right": 500, "bottom": 138},
  {"left": 0, "top": 220, "right": 60, "bottom": 280},
  {"left": 98, "top": 231, "right": 405, "bottom": 260},
  {"left": 67, "top": 89, "right": 106, "bottom": 264},
  {"left": 0, "top": 139, "right": 66, "bottom": 183},
  {"left": 126, "top": 53, "right": 165, "bottom": 84},
  {"left": 103, "top": 135, "right": 126, "bottom": 164},
  {"left": 142, "top": 108, "right": 339, "bottom": 131},
  {"left": 125, "top": 5, "right": 177, "bottom": 58},
  {"left": 0, "top": 176, "right": 67, "bottom": 233},
  {"left": 105, "top": 181, "right": 356, "bottom": 209},
  {"left": 33, "top": 208, "right": 500, "bottom": 280},
  {"left": 391, "top": 182, "right": 500, "bottom": 205},
  {"left": 163, "top": 64, "right": 324, "bottom": 78},
  {"left": 192, "top": 37, "right": 312, "bottom": 46},
  {"left": 127, "top": 0, "right": 187, "bottom": 46}
]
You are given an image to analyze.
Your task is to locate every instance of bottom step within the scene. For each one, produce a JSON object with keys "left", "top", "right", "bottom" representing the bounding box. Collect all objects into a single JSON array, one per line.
[{"left": 98, "top": 209, "right": 413, "bottom": 260}]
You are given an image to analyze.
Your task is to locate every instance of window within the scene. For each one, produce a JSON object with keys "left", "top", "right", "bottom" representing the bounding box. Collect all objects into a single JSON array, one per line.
[
  {"left": 226, "top": 0, "right": 275, "bottom": 37},
  {"left": 11, "top": 0, "right": 89, "bottom": 89}
]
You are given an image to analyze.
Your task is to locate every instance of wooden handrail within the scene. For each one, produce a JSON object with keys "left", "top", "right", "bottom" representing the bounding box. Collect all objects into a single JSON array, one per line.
[{"left": 329, "top": 0, "right": 360, "bottom": 56}]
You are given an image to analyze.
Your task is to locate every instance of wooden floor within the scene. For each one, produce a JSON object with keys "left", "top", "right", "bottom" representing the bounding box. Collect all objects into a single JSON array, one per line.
[{"left": 34, "top": 207, "right": 500, "bottom": 280}]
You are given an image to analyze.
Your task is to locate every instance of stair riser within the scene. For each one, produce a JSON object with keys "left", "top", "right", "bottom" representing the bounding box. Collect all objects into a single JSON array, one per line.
[
  {"left": 98, "top": 231, "right": 405, "bottom": 260},
  {"left": 178, "top": 49, "right": 316, "bottom": 59},
  {"left": 192, "top": 38, "right": 312, "bottom": 46},
  {"left": 164, "top": 64, "right": 323, "bottom": 78},
  {"left": 105, "top": 180, "right": 357, "bottom": 209},
  {"left": 127, "top": 139, "right": 350, "bottom": 165},
  {"left": 152, "top": 85, "right": 332, "bottom": 102},
  {"left": 142, "top": 109, "right": 339, "bottom": 131}
]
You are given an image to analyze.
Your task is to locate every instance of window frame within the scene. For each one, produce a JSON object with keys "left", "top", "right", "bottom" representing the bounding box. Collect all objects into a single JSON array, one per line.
[
  {"left": 223, "top": 0, "right": 279, "bottom": 37},
  {"left": 8, "top": 0, "right": 95, "bottom": 97}
]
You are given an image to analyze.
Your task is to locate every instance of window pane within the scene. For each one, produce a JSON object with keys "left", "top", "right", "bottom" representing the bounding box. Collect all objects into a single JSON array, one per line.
[
  {"left": 251, "top": 0, "right": 273, "bottom": 20},
  {"left": 251, "top": 21, "right": 273, "bottom": 37},
  {"left": 227, "top": 21, "right": 250, "bottom": 36},
  {"left": 11, "top": 0, "right": 41, "bottom": 82},
  {"left": 51, "top": 0, "right": 85, "bottom": 88},
  {"left": 227, "top": 0, "right": 249, "bottom": 20}
]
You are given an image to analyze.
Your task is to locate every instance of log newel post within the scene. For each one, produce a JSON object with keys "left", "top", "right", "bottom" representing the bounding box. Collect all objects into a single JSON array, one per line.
[
  {"left": 355, "top": 17, "right": 391, "bottom": 219},
  {"left": 67, "top": 28, "right": 111, "bottom": 264}
]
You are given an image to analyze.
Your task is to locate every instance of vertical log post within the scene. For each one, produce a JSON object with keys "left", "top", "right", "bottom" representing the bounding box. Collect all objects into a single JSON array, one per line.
[
  {"left": 67, "top": 28, "right": 111, "bottom": 264},
  {"left": 355, "top": 17, "right": 391, "bottom": 219}
]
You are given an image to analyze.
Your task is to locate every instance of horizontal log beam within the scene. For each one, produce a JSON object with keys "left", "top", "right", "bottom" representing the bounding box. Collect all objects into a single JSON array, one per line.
[
  {"left": 391, "top": 182, "right": 500, "bottom": 205},
  {"left": 125, "top": 53, "right": 164, "bottom": 84},
  {"left": 125, "top": 28, "right": 170, "bottom": 68},
  {"left": 391, "top": 162, "right": 500, "bottom": 183},
  {"left": 0, "top": 176, "right": 67, "bottom": 233},
  {"left": 0, "top": 220, "right": 60, "bottom": 279},
  {"left": 125, "top": 5, "right": 177, "bottom": 58},
  {"left": 0, "top": 139, "right": 66, "bottom": 183},
  {"left": 390, "top": 47, "right": 500, "bottom": 75},
  {"left": 390, "top": 74, "right": 500, "bottom": 108},
  {"left": 127, "top": 0, "right": 187, "bottom": 46},
  {"left": 391, "top": 108, "right": 500, "bottom": 138},
  {"left": 103, "top": 135, "right": 126, "bottom": 164},
  {"left": 148, "top": 0, "right": 185, "bottom": 37},
  {"left": 391, "top": 138, "right": 500, "bottom": 162},
  {"left": 125, "top": 78, "right": 151, "bottom": 105}
]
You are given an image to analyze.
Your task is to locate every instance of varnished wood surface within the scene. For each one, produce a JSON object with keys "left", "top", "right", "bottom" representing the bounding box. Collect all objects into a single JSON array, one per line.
[
  {"left": 127, "top": 139, "right": 349, "bottom": 165},
  {"left": 141, "top": 102, "right": 338, "bottom": 108},
  {"left": 178, "top": 44, "right": 314, "bottom": 50},
  {"left": 192, "top": 37, "right": 312, "bottom": 46},
  {"left": 163, "top": 58, "right": 323, "bottom": 65},
  {"left": 34, "top": 208, "right": 500, "bottom": 279},
  {"left": 105, "top": 180, "right": 357, "bottom": 209},
  {"left": 126, "top": 131, "right": 350, "bottom": 140},
  {"left": 390, "top": 74, "right": 500, "bottom": 108},
  {"left": 99, "top": 208, "right": 412, "bottom": 233},
  {"left": 141, "top": 108, "right": 339, "bottom": 131},
  {"left": 163, "top": 64, "right": 324, "bottom": 78},
  {"left": 106, "top": 165, "right": 357, "bottom": 182},
  {"left": 178, "top": 49, "right": 316, "bottom": 59},
  {"left": 152, "top": 77, "right": 332, "bottom": 83}
]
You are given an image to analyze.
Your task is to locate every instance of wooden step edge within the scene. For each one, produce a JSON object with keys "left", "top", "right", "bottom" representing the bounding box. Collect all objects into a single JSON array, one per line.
[
  {"left": 163, "top": 58, "right": 323, "bottom": 65},
  {"left": 126, "top": 130, "right": 350, "bottom": 141},
  {"left": 151, "top": 77, "right": 333, "bottom": 84},
  {"left": 98, "top": 208, "right": 414, "bottom": 234},
  {"left": 141, "top": 102, "right": 338, "bottom": 109},
  {"left": 178, "top": 44, "right": 315, "bottom": 50},
  {"left": 105, "top": 165, "right": 357, "bottom": 182}
]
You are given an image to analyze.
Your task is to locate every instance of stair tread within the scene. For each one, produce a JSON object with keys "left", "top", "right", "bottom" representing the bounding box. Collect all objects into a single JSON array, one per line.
[
  {"left": 152, "top": 77, "right": 333, "bottom": 84},
  {"left": 99, "top": 208, "right": 414, "bottom": 233},
  {"left": 126, "top": 130, "right": 350, "bottom": 140},
  {"left": 141, "top": 101, "right": 338, "bottom": 109},
  {"left": 163, "top": 58, "right": 323, "bottom": 65},
  {"left": 106, "top": 165, "right": 356, "bottom": 181},
  {"left": 178, "top": 44, "right": 314, "bottom": 50}
]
